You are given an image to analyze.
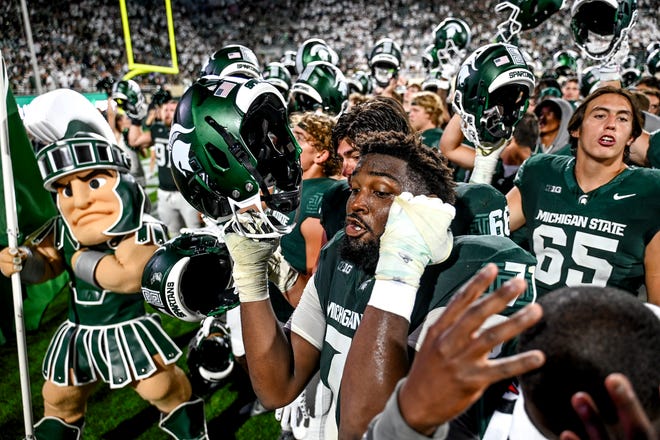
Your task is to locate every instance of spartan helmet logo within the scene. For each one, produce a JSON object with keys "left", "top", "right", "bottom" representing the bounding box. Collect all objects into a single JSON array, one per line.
[
  {"left": 150, "top": 271, "right": 163, "bottom": 285},
  {"left": 170, "top": 123, "right": 195, "bottom": 175},
  {"left": 444, "top": 22, "right": 463, "bottom": 40}
]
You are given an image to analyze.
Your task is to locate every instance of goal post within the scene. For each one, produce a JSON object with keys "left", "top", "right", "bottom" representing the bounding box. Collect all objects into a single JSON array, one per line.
[{"left": 119, "top": 0, "right": 179, "bottom": 79}]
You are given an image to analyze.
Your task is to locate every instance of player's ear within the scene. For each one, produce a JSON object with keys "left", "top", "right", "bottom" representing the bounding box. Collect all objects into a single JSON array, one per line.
[{"left": 315, "top": 149, "right": 330, "bottom": 163}]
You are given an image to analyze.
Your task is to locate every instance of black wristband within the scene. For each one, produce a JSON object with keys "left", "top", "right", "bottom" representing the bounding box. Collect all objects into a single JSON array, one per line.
[{"left": 130, "top": 117, "right": 143, "bottom": 126}]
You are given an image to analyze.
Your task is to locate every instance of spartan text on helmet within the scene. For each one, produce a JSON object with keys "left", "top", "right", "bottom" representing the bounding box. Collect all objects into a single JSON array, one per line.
[
  {"left": 166, "top": 281, "right": 186, "bottom": 318},
  {"left": 508, "top": 71, "right": 534, "bottom": 80}
]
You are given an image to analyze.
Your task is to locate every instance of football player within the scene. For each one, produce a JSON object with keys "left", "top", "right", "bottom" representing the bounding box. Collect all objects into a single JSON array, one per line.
[
  {"left": 223, "top": 132, "right": 540, "bottom": 439},
  {"left": 507, "top": 86, "right": 660, "bottom": 304}
]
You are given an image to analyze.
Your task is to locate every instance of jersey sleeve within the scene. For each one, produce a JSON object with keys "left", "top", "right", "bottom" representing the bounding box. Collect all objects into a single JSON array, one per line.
[
  {"left": 512, "top": 153, "right": 540, "bottom": 190},
  {"left": 291, "top": 274, "right": 325, "bottom": 351},
  {"left": 648, "top": 131, "right": 660, "bottom": 169},
  {"left": 451, "top": 182, "right": 510, "bottom": 237}
]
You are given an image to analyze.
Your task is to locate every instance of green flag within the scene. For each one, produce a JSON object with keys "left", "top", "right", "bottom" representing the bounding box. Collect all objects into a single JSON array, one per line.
[
  {"left": 0, "top": 86, "right": 57, "bottom": 246},
  {"left": 0, "top": 85, "right": 66, "bottom": 336}
]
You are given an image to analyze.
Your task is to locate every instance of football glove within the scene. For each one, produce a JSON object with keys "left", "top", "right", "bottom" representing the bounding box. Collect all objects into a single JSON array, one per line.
[
  {"left": 224, "top": 232, "right": 278, "bottom": 302},
  {"left": 370, "top": 192, "right": 455, "bottom": 321}
]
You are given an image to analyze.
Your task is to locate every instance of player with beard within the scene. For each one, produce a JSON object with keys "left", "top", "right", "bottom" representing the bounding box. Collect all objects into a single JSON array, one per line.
[{"left": 225, "top": 131, "right": 542, "bottom": 439}]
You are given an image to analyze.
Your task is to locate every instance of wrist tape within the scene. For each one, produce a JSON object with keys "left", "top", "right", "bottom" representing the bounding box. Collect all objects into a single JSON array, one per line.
[{"left": 367, "top": 279, "right": 418, "bottom": 322}]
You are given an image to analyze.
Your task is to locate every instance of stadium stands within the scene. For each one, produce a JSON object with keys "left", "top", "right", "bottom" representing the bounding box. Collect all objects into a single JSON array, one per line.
[{"left": 1, "top": 0, "right": 658, "bottom": 95}]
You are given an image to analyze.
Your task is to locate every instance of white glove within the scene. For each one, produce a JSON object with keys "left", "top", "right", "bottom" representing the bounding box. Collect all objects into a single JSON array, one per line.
[
  {"left": 275, "top": 375, "right": 331, "bottom": 439},
  {"left": 441, "top": 62, "right": 459, "bottom": 83},
  {"left": 224, "top": 233, "right": 279, "bottom": 302},
  {"left": 268, "top": 247, "right": 300, "bottom": 293},
  {"left": 275, "top": 404, "right": 293, "bottom": 433},
  {"left": 275, "top": 390, "right": 311, "bottom": 439},
  {"left": 598, "top": 61, "right": 621, "bottom": 82},
  {"left": 469, "top": 142, "right": 506, "bottom": 185},
  {"left": 369, "top": 192, "right": 455, "bottom": 321}
]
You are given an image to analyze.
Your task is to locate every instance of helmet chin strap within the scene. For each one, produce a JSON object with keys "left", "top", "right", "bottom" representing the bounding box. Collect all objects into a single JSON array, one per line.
[{"left": 205, "top": 115, "right": 275, "bottom": 208}]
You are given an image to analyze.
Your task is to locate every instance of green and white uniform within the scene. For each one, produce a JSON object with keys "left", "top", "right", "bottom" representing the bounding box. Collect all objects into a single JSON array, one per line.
[
  {"left": 320, "top": 179, "right": 351, "bottom": 242},
  {"left": 451, "top": 182, "right": 510, "bottom": 237},
  {"left": 291, "top": 232, "right": 536, "bottom": 433},
  {"left": 515, "top": 154, "right": 660, "bottom": 297},
  {"left": 420, "top": 127, "right": 443, "bottom": 150},
  {"left": 37, "top": 215, "right": 179, "bottom": 389},
  {"left": 281, "top": 177, "right": 340, "bottom": 274}
]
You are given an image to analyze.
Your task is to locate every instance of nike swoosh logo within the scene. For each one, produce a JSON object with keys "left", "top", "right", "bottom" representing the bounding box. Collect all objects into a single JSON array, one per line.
[{"left": 613, "top": 193, "right": 636, "bottom": 200}]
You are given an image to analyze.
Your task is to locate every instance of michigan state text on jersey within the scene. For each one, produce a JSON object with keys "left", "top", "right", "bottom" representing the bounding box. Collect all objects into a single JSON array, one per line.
[{"left": 514, "top": 153, "right": 660, "bottom": 298}]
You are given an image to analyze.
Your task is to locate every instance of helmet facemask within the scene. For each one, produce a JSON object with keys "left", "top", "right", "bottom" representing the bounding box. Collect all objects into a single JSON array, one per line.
[
  {"left": 437, "top": 40, "right": 466, "bottom": 68},
  {"left": 495, "top": 2, "right": 524, "bottom": 43},
  {"left": 482, "top": 83, "right": 530, "bottom": 142},
  {"left": 571, "top": 0, "right": 637, "bottom": 62},
  {"left": 372, "top": 63, "right": 399, "bottom": 88}
]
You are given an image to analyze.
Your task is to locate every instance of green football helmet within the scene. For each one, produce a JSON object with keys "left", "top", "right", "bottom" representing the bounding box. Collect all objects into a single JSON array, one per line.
[
  {"left": 295, "top": 38, "right": 339, "bottom": 75},
  {"left": 552, "top": 50, "right": 579, "bottom": 77},
  {"left": 422, "top": 44, "right": 440, "bottom": 72},
  {"left": 453, "top": 43, "right": 535, "bottom": 154},
  {"left": 433, "top": 18, "right": 471, "bottom": 67},
  {"left": 141, "top": 231, "right": 237, "bottom": 322},
  {"left": 570, "top": 0, "right": 638, "bottom": 62},
  {"left": 262, "top": 61, "right": 293, "bottom": 100},
  {"left": 281, "top": 50, "right": 298, "bottom": 77},
  {"left": 368, "top": 37, "right": 402, "bottom": 87},
  {"left": 111, "top": 79, "right": 146, "bottom": 118},
  {"left": 621, "top": 55, "right": 641, "bottom": 88},
  {"left": 288, "top": 61, "right": 348, "bottom": 115},
  {"left": 169, "top": 76, "right": 302, "bottom": 237},
  {"left": 187, "top": 317, "right": 234, "bottom": 388},
  {"left": 347, "top": 71, "right": 374, "bottom": 95},
  {"left": 579, "top": 65, "right": 601, "bottom": 97},
  {"left": 495, "top": 0, "right": 567, "bottom": 43},
  {"left": 647, "top": 48, "right": 660, "bottom": 76},
  {"left": 199, "top": 45, "right": 261, "bottom": 79}
]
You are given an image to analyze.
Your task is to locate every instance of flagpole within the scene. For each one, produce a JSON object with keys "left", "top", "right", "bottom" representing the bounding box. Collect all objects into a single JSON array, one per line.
[
  {"left": 19, "top": 0, "right": 42, "bottom": 95},
  {"left": 0, "top": 51, "right": 35, "bottom": 439}
]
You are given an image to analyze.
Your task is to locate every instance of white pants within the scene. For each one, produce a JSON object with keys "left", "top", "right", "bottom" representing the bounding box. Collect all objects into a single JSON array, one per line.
[{"left": 156, "top": 189, "right": 202, "bottom": 238}]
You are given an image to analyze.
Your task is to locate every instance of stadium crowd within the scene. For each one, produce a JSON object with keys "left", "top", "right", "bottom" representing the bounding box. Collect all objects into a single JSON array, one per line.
[{"left": 1, "top": 0, "right": 658, "bottom": 95}]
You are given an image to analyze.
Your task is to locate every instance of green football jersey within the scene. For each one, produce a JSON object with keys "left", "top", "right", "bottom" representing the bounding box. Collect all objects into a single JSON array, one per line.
[
  {"left": 312, "top": 231, "right": 536, "bottom": 426},
  {"left": 420, "top": 127, "right": 443, "bottom": 149},
  {"left": 515, "top": 154, "right": 660, "bottom": 296},
  {"left": 452, "top": 182, "right": 510, "bottom": 237},
  {"left": 281, "top": 177, "right": 339, "bottom": 274},
  {"left": 152, "top": 122, "right": 177, "bottom": 191}
]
